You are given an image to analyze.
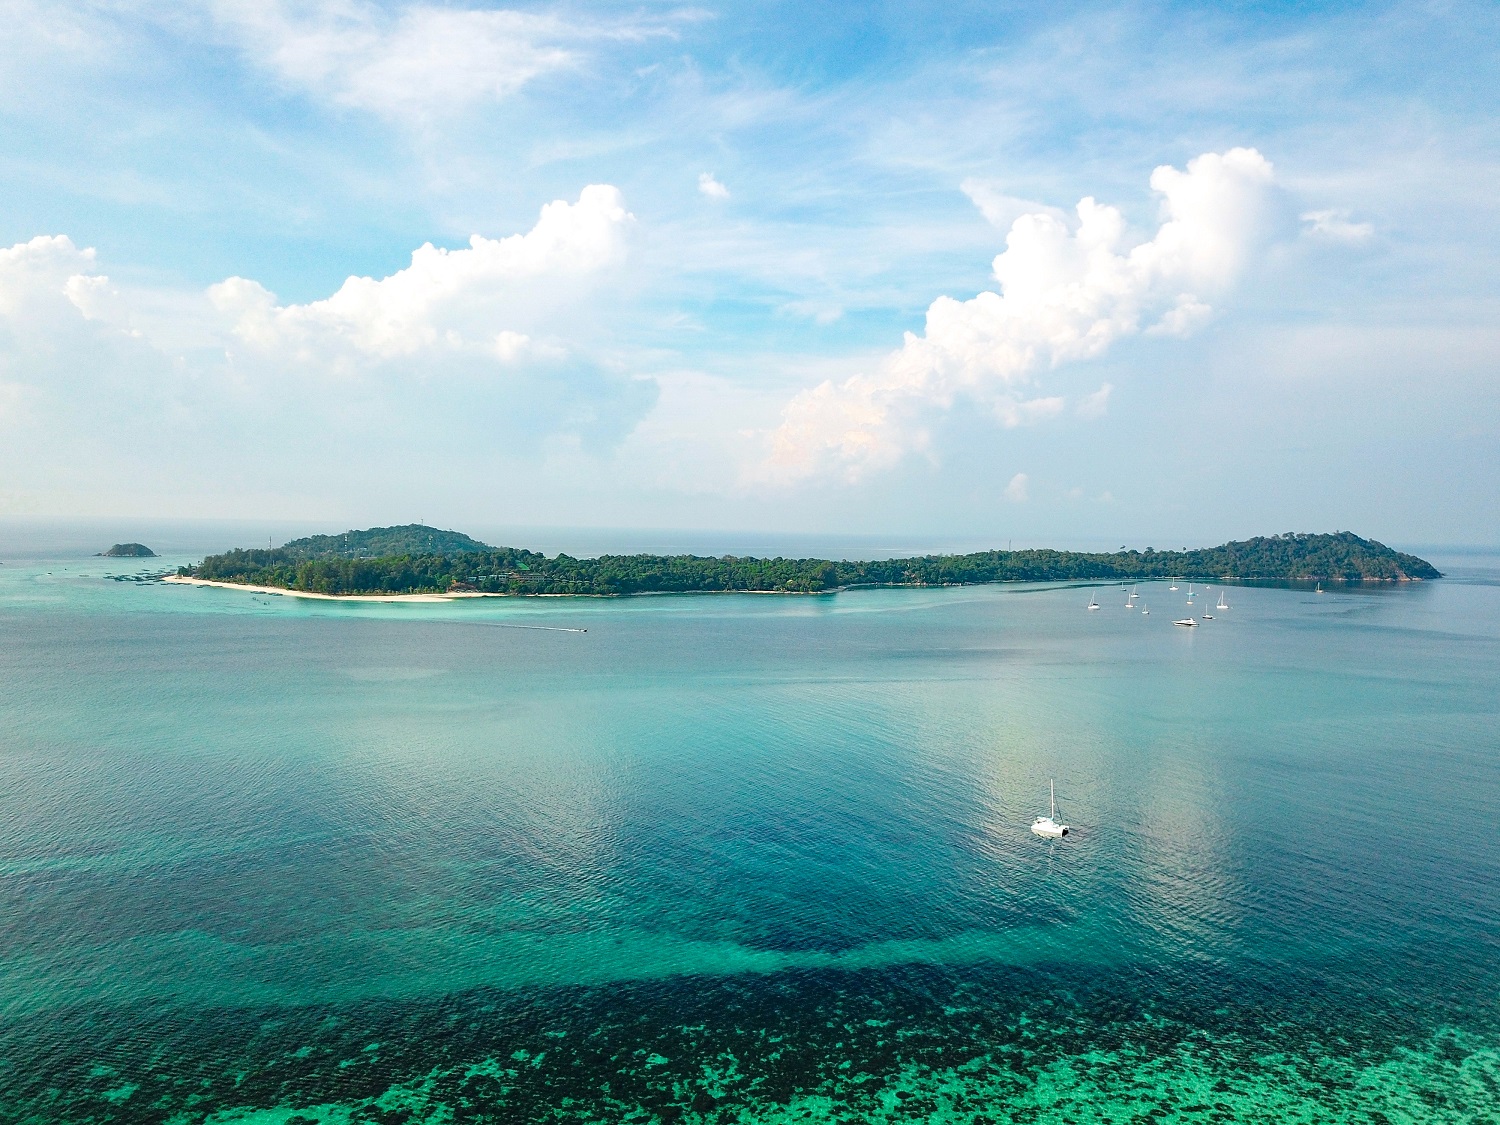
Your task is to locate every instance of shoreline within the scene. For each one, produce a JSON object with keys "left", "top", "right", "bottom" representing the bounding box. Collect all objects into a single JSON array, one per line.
[
  {"left": 162, "top": 575, "right": 836, "bottom": 600},
  {"left": 162, "top": 573, "right": 1420, "bottom": 603},
  {"left": 162, "top": 575, "right": 514, "bottom": 603}
]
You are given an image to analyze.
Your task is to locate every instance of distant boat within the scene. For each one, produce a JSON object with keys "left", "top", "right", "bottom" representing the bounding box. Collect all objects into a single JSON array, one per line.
[
  {"left": 1087, "top": 593, "right": 1101, "bottom": 610},
  {"left": 1031, "top": 780, "right": 1069, "bottom": 838},
  {"left": 1141, "top": 606, "right": 1150, "bottom": 615},
  {"left": 1217, "top": 590, "right": 1229, "bottom": 610},
  {"left": 1201, "top": 611, "right": 1214, "bottom": 620},
  {"left": 1173, "top": 617, "right": 1198, "bottom": 627},
  {"left": 1186, "top": 582, "right": 1195, "bottom": 601},
  {"left": 1169, "top": 577, "right": 1179, "bottom": 590},
  {"left": 1315, "top": 582, "right": 1324, "bottom": 594}
]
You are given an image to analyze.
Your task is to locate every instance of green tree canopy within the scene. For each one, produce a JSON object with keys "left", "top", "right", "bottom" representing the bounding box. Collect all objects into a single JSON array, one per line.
[{"left": 181, "top": 529, "right": 1441, "bottom": 597}]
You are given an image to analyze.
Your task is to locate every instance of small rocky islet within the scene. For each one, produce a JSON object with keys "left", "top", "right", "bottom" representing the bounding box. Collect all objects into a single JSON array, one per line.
[{"left": 99, "top": 543, "right": 157, "bottom": 558}]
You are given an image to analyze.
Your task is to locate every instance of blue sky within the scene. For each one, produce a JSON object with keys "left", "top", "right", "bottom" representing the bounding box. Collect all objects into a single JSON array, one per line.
[{"left": 1, "top": 0, "right": 1496, "bottom": 545}]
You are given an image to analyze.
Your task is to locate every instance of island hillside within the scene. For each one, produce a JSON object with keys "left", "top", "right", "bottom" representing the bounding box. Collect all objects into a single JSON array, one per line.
[
  {"left": 101, "top": 543, "right": 157, "bottom": 557},
  {"left": 179, "top": 528, "right": 1441, "bottom": 597},
  {"left": 268, "top": 524, "right": 492, "bottom": 559}
]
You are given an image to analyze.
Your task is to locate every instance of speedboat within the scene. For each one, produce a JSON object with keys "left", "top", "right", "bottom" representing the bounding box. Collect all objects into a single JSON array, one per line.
[
  {"left": 1173, "top": 617, "right": 1198, "bottom": 627},
  {"left": 1031, "top": 780, "right": 1069, "bottom": 838}
]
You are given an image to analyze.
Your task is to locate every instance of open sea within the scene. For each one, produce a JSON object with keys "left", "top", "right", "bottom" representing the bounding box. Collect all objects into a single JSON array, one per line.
[{"left": 1, "top": 531, "right": 1497, "bottom": 1123}]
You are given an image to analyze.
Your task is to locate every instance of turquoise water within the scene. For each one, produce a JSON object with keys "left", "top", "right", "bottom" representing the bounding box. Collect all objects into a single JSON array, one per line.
[{"left": 2, "top": 546, "right": 1498, "bottom": 1122}]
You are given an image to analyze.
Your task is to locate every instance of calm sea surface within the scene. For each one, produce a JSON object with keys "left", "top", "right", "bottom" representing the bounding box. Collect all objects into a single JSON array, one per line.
[{"left": 1, "top": 540, "right": 1497, "bottom": 1123}]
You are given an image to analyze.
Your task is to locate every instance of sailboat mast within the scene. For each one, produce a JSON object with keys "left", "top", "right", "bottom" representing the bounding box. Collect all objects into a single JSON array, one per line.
[{"left": 1050, "top": 779, "right": 1056, "bottom": 818}]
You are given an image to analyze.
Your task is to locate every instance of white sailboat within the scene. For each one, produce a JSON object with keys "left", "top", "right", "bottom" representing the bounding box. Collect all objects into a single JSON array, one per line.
[
  {"left": 1169, "top": 577, "right": 1179, "bottom": 590},
  {"left": 1141, "top": 605, "right": 1150, "bottom": 615},
  {"left": 1315, "top": 582, "right": 1324, "bottom": 594},
  {"left": 1186, "top": 582, "right": 1195, "bottom": 602},
  {"left": 1087, "top": 593, "right": 1101, "bottom": 610},
  {"left": 1216, "top": 589, "right": 1229, "bottom": 610},
  {"left": 1031, "top": 780, "right": 1069, "bottom": 838}
]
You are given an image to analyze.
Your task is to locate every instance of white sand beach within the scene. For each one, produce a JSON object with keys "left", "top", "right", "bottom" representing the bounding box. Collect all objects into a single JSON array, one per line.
[{"left": 162, "top": 575, "right": 508, "bottom": 603}]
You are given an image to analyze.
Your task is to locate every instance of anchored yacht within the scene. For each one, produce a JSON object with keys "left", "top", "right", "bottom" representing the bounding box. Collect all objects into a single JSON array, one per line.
[{"left": 1031, "top": 780, "right": 1069, "bottom": 838}]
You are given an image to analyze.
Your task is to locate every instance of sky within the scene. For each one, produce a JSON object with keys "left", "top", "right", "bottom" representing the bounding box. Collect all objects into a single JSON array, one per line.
[{"left": 0, "top": 0, "right": 1496, "bottom": 547}]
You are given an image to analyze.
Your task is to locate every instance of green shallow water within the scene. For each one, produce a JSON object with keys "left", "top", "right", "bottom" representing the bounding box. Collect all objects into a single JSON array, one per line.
[{"left": 1, "top": 549, "right": 1497, "bottom": 1122}]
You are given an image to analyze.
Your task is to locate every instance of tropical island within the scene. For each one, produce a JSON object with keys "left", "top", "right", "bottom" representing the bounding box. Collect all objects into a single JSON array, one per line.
[
  {"left": 170, "top": 526, "right": 1440, "bottom": 598},
  {"left": 100, "top": 543, "right": 157, "bottom": 557}
]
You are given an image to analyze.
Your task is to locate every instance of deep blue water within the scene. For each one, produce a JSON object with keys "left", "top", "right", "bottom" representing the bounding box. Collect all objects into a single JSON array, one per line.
[{"left": 1, "top": 541, "right": 1497, "bottom": 1122}]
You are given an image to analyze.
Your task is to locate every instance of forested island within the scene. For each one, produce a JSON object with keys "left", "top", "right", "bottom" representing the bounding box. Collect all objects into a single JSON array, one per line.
[
  {"left": 100, "top": 543, "right": 157, "bottom": 557},
  {"left": 177, "top": 526, "right": 1440, "bottom": 597}
]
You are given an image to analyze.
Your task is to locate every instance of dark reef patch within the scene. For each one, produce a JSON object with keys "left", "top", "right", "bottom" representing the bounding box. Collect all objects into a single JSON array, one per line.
[{"left": 1, "top": 958, "right": 1494, "bottom": 1124}]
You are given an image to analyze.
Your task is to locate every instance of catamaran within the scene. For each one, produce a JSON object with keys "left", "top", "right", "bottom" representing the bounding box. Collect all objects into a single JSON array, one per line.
[{"left": 1031, "top": 780, "right": 1069, "bottom": 838}]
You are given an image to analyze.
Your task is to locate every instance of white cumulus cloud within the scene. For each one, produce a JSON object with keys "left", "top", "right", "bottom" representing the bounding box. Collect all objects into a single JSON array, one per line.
[
  {"left": 761, "top": 148, "right": 1278, "bottom": 483},
  {"left": 1004, "top": 472, "right": 1029, "bottom": 502},
  {"left": 0, "top": 234, "right": 99, "bottom": 318},
  {"left": 698, "top": 172, "right": 730, "bottom": 199},
  {"left": 210, "top": 184, "right": 633, "bottom": 361},
  {"left": 1301, "top": 208, "right": 1373, "bottom": 243}
]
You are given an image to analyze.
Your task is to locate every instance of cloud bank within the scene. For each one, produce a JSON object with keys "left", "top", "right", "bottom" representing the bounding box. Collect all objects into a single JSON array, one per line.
[
  {"left": 763, "top": 148, "right": 1278, "bottom": 483},
  {"left": 0, "top": 234, "right": 100, "bottom": 320},
  {"left": 210, "top": 185, "right": 632, "bottom": 363},
  {"left": 0, "top": 185, "right": 652, "bottom": 514}
]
